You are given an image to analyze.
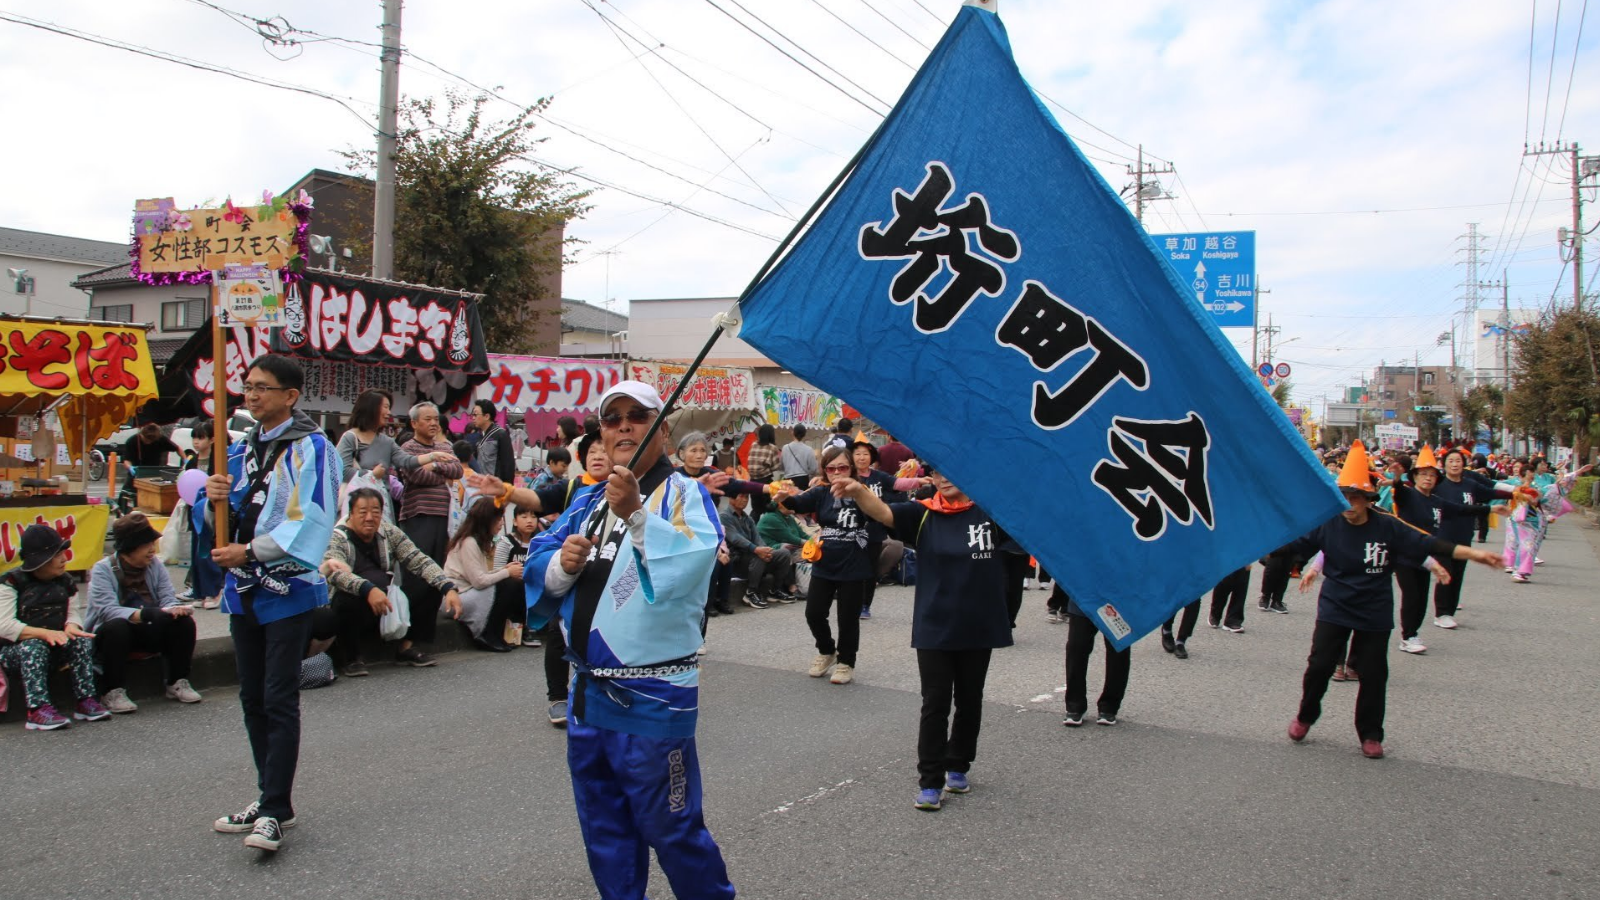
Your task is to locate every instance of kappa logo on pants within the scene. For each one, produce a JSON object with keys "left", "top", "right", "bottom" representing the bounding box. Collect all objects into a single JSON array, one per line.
[{"left": 667, "top": 749, "right": 688, "bottom": 813}]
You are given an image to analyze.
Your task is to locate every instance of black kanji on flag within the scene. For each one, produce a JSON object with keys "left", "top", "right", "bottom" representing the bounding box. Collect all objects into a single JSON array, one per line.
[
  {"left": 859, "top": 162, "right": 1020, "bottom": 334},
  {"left": 997, "top": 281, "right": 1150, "bottom": 429},
  {"left": 1091, "top": 413, "right": 1214, "bottom": 540}
]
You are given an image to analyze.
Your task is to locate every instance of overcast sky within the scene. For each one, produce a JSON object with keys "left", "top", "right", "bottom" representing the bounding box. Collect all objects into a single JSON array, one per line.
[{"left": 1, "top": 0, "right": 1593, "bottom": 410}]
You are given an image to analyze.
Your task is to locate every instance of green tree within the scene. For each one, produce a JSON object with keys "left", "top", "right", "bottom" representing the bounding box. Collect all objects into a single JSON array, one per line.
[
  {"left": 1506, "top": 307, "right": 1600, "bottom": 460},
  {"left": 1271, "top": 379, "right": 1292, "bottom": 407},
  {"left": 340, "top": 91, "right": 592, "bottom": 353}
]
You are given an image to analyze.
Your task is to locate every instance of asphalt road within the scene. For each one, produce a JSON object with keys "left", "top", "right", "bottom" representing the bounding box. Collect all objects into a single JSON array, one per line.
[{"left": 6, "top": 520, "right": 1600, "bottom": 900}]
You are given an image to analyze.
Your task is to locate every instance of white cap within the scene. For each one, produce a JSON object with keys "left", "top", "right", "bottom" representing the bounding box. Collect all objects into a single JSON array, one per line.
[{"left": 598, "top": 380, "right": 665, "bottom": 414}]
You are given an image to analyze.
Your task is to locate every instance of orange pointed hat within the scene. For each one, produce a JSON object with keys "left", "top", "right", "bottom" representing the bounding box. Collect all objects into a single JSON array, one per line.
[
  {"left": 1413, "top": 444, "right": 1440, "bottom": 471},
  {"left": 1337, "top": 440, "right": 1379, "bottom": 497}
]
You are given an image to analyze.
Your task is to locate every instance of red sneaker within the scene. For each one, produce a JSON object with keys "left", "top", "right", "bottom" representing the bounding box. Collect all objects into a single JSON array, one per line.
[
  {"left": 25, "top": 704, "right": 71, "bottom": 731},
  {"left": 1361, "top": 739, "right": 1384, "bottom": 759},
  {"left": 1288, "top": 719, "right": 1310, "bottom": 742}
]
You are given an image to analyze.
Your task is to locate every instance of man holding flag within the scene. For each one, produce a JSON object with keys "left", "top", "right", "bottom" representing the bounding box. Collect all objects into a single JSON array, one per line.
[{"left": 519, "top": 381, "right": 733, "bottom": 900}]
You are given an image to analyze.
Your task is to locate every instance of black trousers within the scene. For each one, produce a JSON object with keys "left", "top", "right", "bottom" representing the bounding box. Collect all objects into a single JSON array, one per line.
[
  {"left": 1064, "top": 613, "right": 1130, "bottom": 717},
  {"left": 862, "top": 542, "right": 884, "bottom": 610},
  {"left": 544, "top": 621, "right": 569, "bottom": 702},
  {"left": 94, "top": 615, "right": 196, "bottom": 690},
  {"left": 1475, "top": 510, "right": 1490, "bottom": 542},
  {"left": 1259, "top": 555, "right": 1293, "bottom": 604},
  {"left": 1163, "top": 599, "right": 1202, "bottom": 643},
  {"left": 398, "top": 515, "right": 449, "bottom": 644},
  {"left": 1210, "top": 566, "right": 1249, "bottom": 628},
  {"left": 230, "top": 602, "right": 314, "bottom": 821},
  {"left": 1394, "top": 566, "right": 1433, "bottom": 640},
  {"left": 1000, "top": 552, "right": 1031, "bottom": 627},
  {"left": 1431, "top": 557, "right": 1468, "bottom": 617},
  {"left": 806, "top": 576, "right": 866, "bottom": 666},
  {"left": 916, "top": 648, "right": 992, "bottom": 790},
  {"left": 331, "top": 591, "right": 380, "bottom": 665},
  {"left": 486, "top": 579, "right": 526, "bottom": 643},
  {"left": 1297, "top": 620, "right": 1390, "bottom": 741}
]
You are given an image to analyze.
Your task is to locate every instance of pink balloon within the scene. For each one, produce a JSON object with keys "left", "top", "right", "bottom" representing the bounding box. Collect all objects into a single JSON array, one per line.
[{"left": 176, "top": 469, "right": 209, "bottom": 505}]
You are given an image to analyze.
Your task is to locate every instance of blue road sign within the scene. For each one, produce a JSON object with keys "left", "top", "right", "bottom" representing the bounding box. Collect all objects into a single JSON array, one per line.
[{"left": 1151, "top": 231, "right": 1257, "bottom": 328}]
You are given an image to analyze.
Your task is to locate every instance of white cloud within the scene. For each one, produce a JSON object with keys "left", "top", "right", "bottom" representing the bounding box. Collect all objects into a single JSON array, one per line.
[{"left": 0, "top": 0, "right": 1591, "bottom": 407}]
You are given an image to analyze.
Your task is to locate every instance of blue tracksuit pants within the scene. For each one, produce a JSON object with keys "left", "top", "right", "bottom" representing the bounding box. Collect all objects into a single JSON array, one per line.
[{"left": 567, "top": 717, "right": 735, "bottom": 900}]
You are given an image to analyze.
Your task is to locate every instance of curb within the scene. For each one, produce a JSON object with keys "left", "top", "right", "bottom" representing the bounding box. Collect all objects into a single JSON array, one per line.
[{"left": 1, "top": 613, "right": 478, "bottom": 722}]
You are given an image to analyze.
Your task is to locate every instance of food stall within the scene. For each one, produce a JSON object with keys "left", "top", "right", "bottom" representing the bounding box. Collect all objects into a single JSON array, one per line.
[
  {"left": 627, "top": 359, "right": 765, "bottom": 449},
  {"left": 149, "top": 268, "right": 490, "bottom": 428},
  {"left": 0, "top": 315, "right": 159, "bottom": 571},
  {"left": 474, "top": 354, "right": 625, "bottom": 456}
]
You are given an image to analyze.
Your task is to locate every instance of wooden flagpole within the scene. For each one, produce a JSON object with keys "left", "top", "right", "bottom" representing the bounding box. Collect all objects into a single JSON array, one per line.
[{"left": 211, "top": 277, "right": 229, "bottom": 549}]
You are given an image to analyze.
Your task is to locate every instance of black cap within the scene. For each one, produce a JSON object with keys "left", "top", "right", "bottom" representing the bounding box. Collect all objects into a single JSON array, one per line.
[{"left": 18, "top": 524, "right": 67, "bottom": 572}]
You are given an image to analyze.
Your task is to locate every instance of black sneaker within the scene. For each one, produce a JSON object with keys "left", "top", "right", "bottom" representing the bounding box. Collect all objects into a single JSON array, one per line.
[
  {"left": 741, "top": 593, "right": 769, "bottom": 610},
  {"left": 1173, "top": 642, "right": 1189, "bottom": 659},
  {"left": 1208, "top": 615, "right": 1220, "bottom": 629},
  {"left": 214, "top": 801, "right": 297, "bottom": 833},
  {"left": 396, "top": 647, "right": 436, "bottom": 667},
  {"left": 1257, "top": 599, "right": 1271, "bottom": 611},
  {"left": 1062, "top": 711, "right": 1085, "bottom": 727},
  {"left": 1222, "top": 623, "right": 1245, "bottom": 634},
  {"left": 1160, "top": 630, "right": 1176, "bottom": 653},
  {"left": 341, "top": 659, "right": 370, "bottom": 678},
  {"left": 1097, "top": 712, "right": 1117, "bottom": 726},
  {"left": 244, "top": 816, "right": 285, "bottom": 851},
  {"left": 1270, "top": 600, "right": 1288, "bottom": 614},
  {"left": 522, "top": 632, "right": 542, "bottom": 648}
]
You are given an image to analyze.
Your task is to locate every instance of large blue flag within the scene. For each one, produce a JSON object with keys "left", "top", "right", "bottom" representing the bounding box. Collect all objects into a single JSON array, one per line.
[{"left": 735, "top": 2, "right": 1344, "bottom": 649}]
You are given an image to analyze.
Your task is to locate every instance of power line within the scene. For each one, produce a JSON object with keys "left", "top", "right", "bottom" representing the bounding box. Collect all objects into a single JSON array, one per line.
[
  {"left": 524, "top": 157, "right": 783, "bottom": 242},
  {"left": 805, "top": 0, "right": 918, "bottom": 72},
  {"left": 0, "top": 11, "right": 376, "bottom": 128},
  {"left": 1525, "top": 0, "right": 1538, "bottom": 144},
  {"left": 699, "top": 0, "right": 890, "bottom": 115},
  {"left": 1538, "top": 0, "right": 1563, "bottom": 142},
  {"left": 725, "top": 0, "right": 896, "bottom": 108},
  {"left": 400, "top": 49, "right": 799, "bottom": 218},
  {"left": 579, "top": 0, "right": 850, "bottom": 157},
  {"left": 1553, "top": 0, "right": 1589, "bottom": 142},
  {"left": 858, "top": 0, "right": 933, "bottom": 50},
  {"left": 587, "top": 2, "right": 797, "bottom": 216},
  {"left": 908, "top": 0, "right": 946, "bottom": 24}
]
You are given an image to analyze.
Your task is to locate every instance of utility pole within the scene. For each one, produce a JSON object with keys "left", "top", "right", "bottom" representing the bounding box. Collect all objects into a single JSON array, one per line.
[
  {"left": 1524, "top": 141, "right": 1598, "bottom": 310},
  {"left": 372, "top": 0, "right": 403, "bottom": 281},
  {"left": 1124, "top": 144, "right": 1175, "bottom": 224},
  {"left": 1250, "top": 286, "right": 1272, "bottom": 370},
  {"left": 1260, "top": 314, "right": 1282, "bottom": 364}
]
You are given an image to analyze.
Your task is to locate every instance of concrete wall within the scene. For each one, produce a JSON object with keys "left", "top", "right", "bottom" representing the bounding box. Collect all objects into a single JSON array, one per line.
[
  {"left": 0, "top": 253, "right": 100, "bottom": 318},
  {"left": 628, "top": 297, "right": 770, "bottom": 364},
  {"left": 86, "top": 281, "right": 203, "bottom": 338}
]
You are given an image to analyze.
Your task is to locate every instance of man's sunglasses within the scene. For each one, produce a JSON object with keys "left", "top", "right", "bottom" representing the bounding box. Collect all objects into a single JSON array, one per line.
[{"left": 600, "top": 408, "right": 656, "bottom": 428}]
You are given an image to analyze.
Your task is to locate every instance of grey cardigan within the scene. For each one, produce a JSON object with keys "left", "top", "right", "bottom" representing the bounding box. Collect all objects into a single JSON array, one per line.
[
  {"left": 84, "top": 556, "right": 180, "bottom": 633},
  {"left": 336, "top": 431, "right": 420, "bottom": 484}
]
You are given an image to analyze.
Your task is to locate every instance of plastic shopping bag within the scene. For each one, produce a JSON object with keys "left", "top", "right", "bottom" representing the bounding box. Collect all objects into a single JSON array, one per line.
[
  {"left": 159, "top": 502, "right": 191, "bottom": 566},
  {"left": 341, "top": 470, "right": 396, "bottom": 523},
  {"left": 378, "top": 581, "right": 412, "bottom": 642}
]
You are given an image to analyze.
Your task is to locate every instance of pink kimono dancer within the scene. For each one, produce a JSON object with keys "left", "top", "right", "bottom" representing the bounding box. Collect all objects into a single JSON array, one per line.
[{"left": 1502, "top": 505, "right": 1541, "bottom": 578}]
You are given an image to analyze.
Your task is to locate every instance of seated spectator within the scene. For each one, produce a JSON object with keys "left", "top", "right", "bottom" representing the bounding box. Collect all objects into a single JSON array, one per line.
[
  {"left": 722, "top": 492, "right": 798, "bottom": 604},
  {"left": 528, "top": 448, "right": 570, "bottom": 491},
  {"left": 85, "top": 513, "right": 202, "bottom": 712},
  {"left": 492, "top": 503, "right": 542, "bottom": 648},
  {"left": 757, "top": 500, "right": 812, "bottom": 557},
  {"left": 322, "top": 487, "right": 462, "bottom": 677},
  {"left": 444, "top": 498, "right": 523, "bottom": 652},
  {"left": 0, "top": 524, "right": 110, "bottom": 730}
]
